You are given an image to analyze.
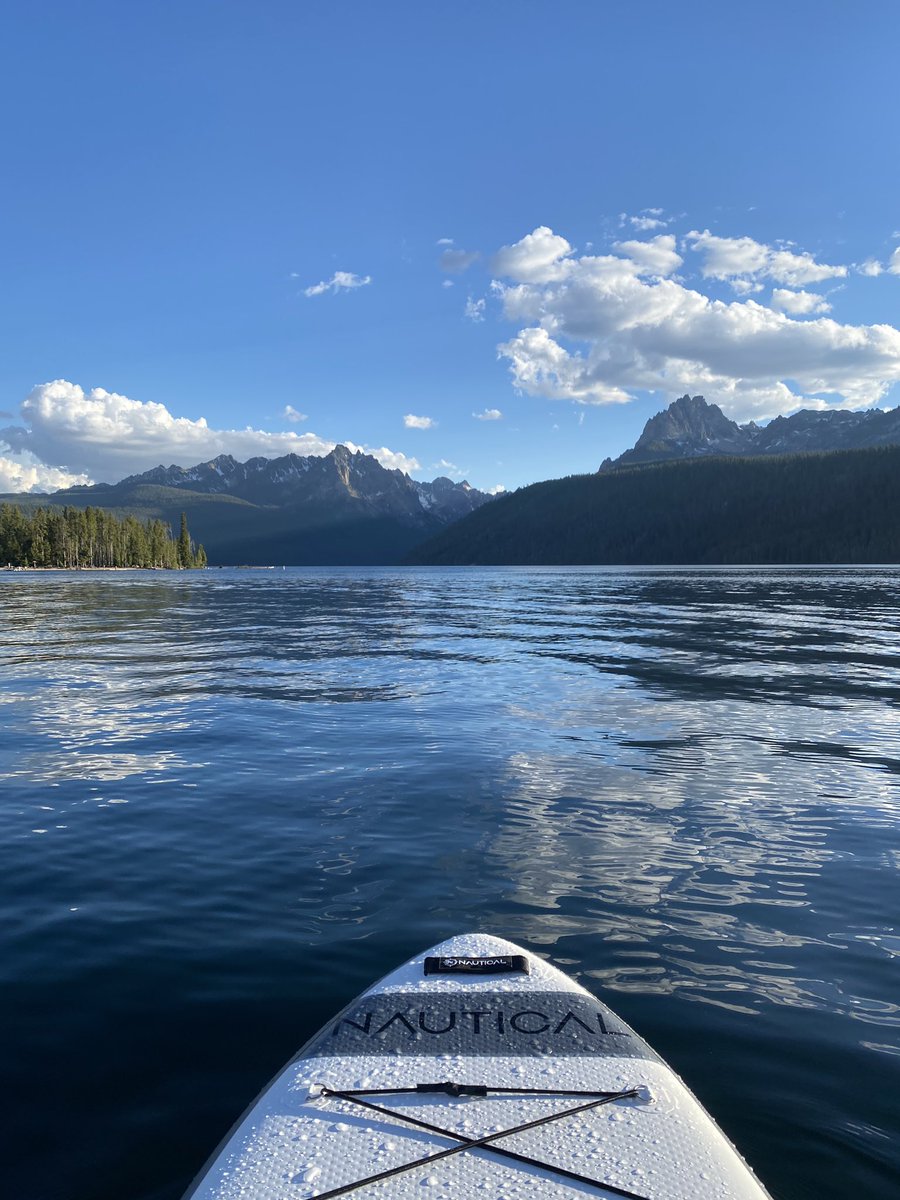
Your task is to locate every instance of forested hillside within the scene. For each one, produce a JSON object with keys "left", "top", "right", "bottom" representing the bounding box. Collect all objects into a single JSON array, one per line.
[
  {"left": 0, "top": 504, "right": 206, "bottom": 568},
  {"left": 409, "top": 447, "right": 900, "bottom": 565}
]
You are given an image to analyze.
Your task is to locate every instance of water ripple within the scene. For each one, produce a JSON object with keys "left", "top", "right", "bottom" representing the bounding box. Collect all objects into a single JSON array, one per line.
[{"left": 0, "top": 566, "right": 898, "bottom": 1200}]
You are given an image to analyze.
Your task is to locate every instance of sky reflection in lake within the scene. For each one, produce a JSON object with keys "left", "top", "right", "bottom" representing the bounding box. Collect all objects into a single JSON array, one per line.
[{"left": 1, "top": 566, "right": 898, "bottom": 1200}]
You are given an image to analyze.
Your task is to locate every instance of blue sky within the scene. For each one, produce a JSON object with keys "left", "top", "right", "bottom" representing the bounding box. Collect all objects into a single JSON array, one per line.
[{"left": 1, "top": 0, "right": 899, "bottom": 494}]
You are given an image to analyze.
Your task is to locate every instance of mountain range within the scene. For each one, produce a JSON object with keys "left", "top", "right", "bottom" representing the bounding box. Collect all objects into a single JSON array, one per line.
[
  {"left": 600, "top": 393, "right": 900, "bottom": 470},
  {"left": 3, "top": 446, "right": 491, "bottom": 565},
  {"left": 78, "top": 445, "right": 489, "bottom": 523},
  {"left": 5, "top": 394, "right": 900, "bottom": 565},
  {"left": 410, "top": 394, "right": 900, "bottom": 565}
]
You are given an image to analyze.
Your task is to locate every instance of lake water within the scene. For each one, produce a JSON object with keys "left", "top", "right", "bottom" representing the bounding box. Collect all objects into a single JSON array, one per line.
[{"left": 2, "top": 566, "right": 898, "bottom": 1200}]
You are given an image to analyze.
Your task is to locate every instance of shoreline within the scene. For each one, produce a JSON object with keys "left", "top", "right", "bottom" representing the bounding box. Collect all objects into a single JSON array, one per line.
[{"left": 3, "top": 565, "right": 206, "bottom": 572}]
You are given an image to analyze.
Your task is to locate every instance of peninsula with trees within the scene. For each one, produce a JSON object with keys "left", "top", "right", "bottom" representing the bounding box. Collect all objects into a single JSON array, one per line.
[{"left": 1, "top": 505, "right": 206, "bottom": 569}]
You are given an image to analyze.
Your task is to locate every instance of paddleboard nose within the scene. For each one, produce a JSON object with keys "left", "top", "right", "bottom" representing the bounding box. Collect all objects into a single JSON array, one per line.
[{"left": 426, "top": 933, "right": 530, "bottom": 959}]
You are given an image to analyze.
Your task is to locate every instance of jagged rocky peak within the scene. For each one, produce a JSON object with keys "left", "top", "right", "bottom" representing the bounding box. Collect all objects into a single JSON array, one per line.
[
  {"left": 67, "top": 445, "right": 496, "bottom": 527},
  {"left": 241, "top": 455, "right": 273, "bottom": 473},
  {"left": 601, "top": 391, "right": 900, "bottom": 471},
  {"left": 601, "top": 394, "right": 751, "bottom": 470},
  {"left": 427, "top": 475, "right": 463, "bottom": 493},
  {"left": 634, "top": 394, "right": 741, "bottom": 450},
  {"left": 326, "top": 444, "right": 379, "bottom": 489}
]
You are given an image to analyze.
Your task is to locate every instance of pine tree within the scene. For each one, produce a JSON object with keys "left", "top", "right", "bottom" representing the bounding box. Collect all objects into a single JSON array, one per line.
[
  {"left": 0, "top": 504, "right": 207, "bottom": 569},
  {"left": 177, "top": 512, "right": 192, "bottom": 568}
]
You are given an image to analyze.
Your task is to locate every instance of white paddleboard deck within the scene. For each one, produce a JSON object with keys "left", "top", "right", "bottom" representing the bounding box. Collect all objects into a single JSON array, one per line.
[{"left": 185, "top": 934, "right": 771, "bottom": 1199}]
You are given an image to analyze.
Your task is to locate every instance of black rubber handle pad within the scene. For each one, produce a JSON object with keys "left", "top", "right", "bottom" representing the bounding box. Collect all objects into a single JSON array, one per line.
[{"left": 423, "top": 954, "right": 530, "bottom": 975}]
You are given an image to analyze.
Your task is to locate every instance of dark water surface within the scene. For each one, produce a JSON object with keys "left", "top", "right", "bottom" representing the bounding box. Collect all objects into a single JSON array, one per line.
[{"left": 2, "top": 567, "right": 898, "bottom": 1200}]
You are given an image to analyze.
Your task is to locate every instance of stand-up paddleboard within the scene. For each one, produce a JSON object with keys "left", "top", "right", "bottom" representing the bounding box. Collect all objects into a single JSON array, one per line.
[{"left": 184, "top": 934, "right": 771, "bottom": 1199}]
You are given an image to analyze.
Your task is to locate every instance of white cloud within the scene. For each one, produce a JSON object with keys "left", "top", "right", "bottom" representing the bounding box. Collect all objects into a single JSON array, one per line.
[
  {"left": 491, "top": 226, "right": 900, "bottom": 421},
  {"left": 363, "top": 445, "right": 420, "bottom": 472},
  {"left": 436, "top": 237, "right": 454, "bottom": 246},
  {"left": 487, "top": 484, "right": 506, "bottom": 494},
  {"left": 627, "top": 215, "right": 667, "bottom": 231},
  {"left": 283, "top": 405, "right": 307, "bottom": 422},
  {"left": 490, "top": 226, "right": 573, "bottom": 283},
  {"left": 473, "top": 408, "right": 503, "bottom": 420},
  {"left": 465, "top": 296, "right": 486, "bottom": 322},
  {"left": 0, "top": 380, "right": 419, "bottom": 492},
  {"left": 612, "top": 234, "right": 682, "bottom": 277},
  {"left": 441, "top": 279, "right": 454, "bottom": 289},
  {"left": 432, "top": 458, "right": 465, "bottom": 478},
  {"left": 770, "top": 288, "right": 831, "bottom": 315},
  {"left": 439, "top": 248, "right": 479, "bottom": 273},
  {"left": 687, "top": 230, "right": 848, "bottom": 287},
  {"left": 403, "top": 413, "right": 436, "bottom": 429},
  {"left": 729, "top": 279, "right": 764, "bottom": 296},
  {"left": 498, "top": 326, "right": 633, "bottom": 406},
  {"left": 889, "top": 247, "right": 900, "bottom": 276},
  {"left": 857, "top": 258, "right": 884, "bottom": 277},
  {"left": 304, "top": 270, "right": 372, "bottom": 297},
  {"left": 0, "top": 447, "right": 90, "bottom": 494}
]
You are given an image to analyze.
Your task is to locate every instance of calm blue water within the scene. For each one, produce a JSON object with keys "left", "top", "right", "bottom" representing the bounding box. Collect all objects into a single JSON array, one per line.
[{"left": 2, "top": 566, "right": 898, "bottom": 1200}]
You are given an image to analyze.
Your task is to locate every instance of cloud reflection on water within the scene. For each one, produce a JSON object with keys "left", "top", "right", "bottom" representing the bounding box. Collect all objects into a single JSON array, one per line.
[{"left": 2, "top": 566, "right": 898, "bottom": 1032}]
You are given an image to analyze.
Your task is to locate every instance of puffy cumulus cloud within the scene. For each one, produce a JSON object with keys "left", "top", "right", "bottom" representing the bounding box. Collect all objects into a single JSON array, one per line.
[
  {"left": 283, "top": 404, "right": 307, "bottom": 422},
  {"left": 856, "top": 258, "right": 884, "bottom": 277},
  {"left": 403, "top": 413, "right": 435, "bottom": 429},
  {"left": 491, "top": 226, "right": 900, "bottom": 421},
  {"left": 487, "top": 483, "right": 506, "bottom": 494},
  {"left": 770, "top": 288, "right": 831, "bottom": 316},
  {"left": 304, "top": 270, "right": 371, "bottom": 297},
  {"left": 687, "top": 230, "right": 848, "bottom": 288},
  {"left": 436, "top": 237, "right": 454, "bottom": 246},
  {"left": 612, "top": 234, "right": 682, "bottom": 277},
  {"left": 890, "top": 247, "right": 900, "bottom": 276},
  {"left": 490, "top": 226, "right": 573, "bottom": 283},
  {"left": 1, "top": 380, "right": 419, "bottom": 491},
  {"left": 498, "top": 327, "right": 634, "bottom": 406},
  {"left": 0, "top": 447, "right": 90, "bottom": 494},
  {"left": 362, "top": 445, "right": 420, "bottom": 472},
  {"left": 439, "top": 248, "right": 479, "bottom": 273},
  {"left": 473, "top": 408, "right": 502, "bottom": 420}
]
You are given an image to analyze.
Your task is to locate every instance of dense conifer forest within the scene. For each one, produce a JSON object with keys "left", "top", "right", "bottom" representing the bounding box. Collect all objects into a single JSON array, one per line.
[
  {"left": 0, "top": 504, "right": 207, "bottom": 569},
  {"left": 409, "top": 446, "right": 900, "bottom": 565}
]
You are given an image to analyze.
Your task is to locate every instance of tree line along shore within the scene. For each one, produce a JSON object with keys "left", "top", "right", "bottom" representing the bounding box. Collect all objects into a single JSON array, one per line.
[
  {"left": 1, "top": 504, "right": 207, "bottom": 569},
  {"left": 408, "top": 446, "right": 900, "bottom": 565}
]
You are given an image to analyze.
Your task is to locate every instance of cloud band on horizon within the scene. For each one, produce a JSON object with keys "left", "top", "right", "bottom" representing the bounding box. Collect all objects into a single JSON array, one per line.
[{"left": 0, "top": 380, "right": 420, "bottom": 494}]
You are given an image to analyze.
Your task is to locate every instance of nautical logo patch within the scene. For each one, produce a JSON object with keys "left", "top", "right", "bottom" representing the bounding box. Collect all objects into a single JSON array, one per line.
[{"left": 424, "top": 955, "right": 530, "bottom": 976}]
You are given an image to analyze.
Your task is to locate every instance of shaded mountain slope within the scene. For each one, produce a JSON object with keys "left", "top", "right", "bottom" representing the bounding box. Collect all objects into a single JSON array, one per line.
[
  {"left": 409, "top": 446, "right": 900, "bottom": 566},
  {"left": 2, "top": 446, "right": 491, "bottom": 564}
]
